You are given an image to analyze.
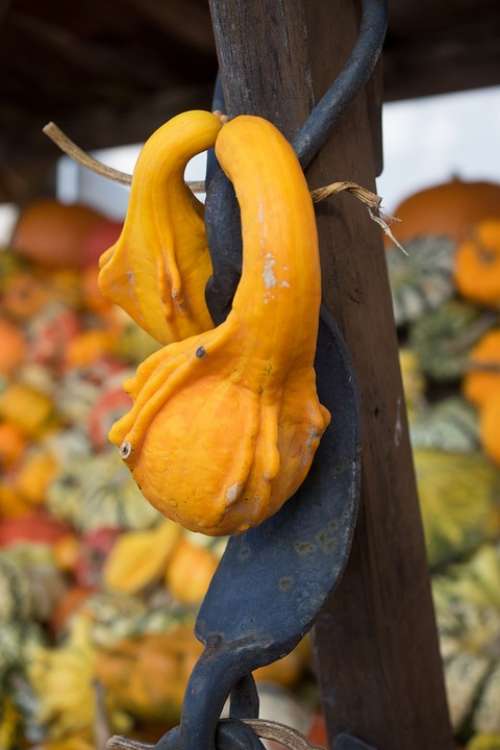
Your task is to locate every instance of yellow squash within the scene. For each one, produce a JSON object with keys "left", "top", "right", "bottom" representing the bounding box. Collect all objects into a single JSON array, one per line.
[
  {"left": 98, "top": 110, "right": 222, "bottom": 344},
  {"left": 110, "top": 115, "right": 329, "bottom": 535}
]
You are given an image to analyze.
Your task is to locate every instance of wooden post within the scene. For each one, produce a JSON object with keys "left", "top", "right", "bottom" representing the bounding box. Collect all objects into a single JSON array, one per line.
[{"left": 207, "top": 2, "right": 454, "bottom": 749}]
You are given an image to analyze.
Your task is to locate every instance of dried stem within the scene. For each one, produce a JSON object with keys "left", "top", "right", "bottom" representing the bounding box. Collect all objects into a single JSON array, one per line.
[
  {"left": 42, "top": 123, "right": 398, "bottom": 240},
  {"left": 42, "top": 122, "right": 205, "bottom": 194}
]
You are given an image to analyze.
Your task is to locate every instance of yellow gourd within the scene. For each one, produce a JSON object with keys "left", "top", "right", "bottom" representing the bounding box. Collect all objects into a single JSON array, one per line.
[
  {"left": 13, "top": 449, "right": 58, "bottom": 506},
  {"left": 103, "top": 521, "right": 181, "bottom": 594},
  {"left": 165, "top": 538, "right": 219, "bottom": 604},
  {"left": 0, "top": 383, "right": 56, "bottom": 438},
  {"left": 110, "top": 115, "right": 329, "bottom": 535},
  {"left": 98, "top": 110, "right": 222, "bottom": 344}
]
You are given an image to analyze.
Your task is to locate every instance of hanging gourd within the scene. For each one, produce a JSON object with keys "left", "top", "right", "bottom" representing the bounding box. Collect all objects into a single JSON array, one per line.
[
  {"left": 108, "top": 115, "right": 329, "bottom": 535},
  {"left": 98, "top": 110, "right": 223, "bottom": 344},
  {"left": 455, "top": 220, "right": 500, "bottom": 307}
]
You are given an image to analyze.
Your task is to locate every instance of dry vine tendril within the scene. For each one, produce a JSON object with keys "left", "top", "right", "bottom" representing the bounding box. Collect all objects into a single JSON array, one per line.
[{"left": 43, "top": 121, "right": 401, "bottom": 244}]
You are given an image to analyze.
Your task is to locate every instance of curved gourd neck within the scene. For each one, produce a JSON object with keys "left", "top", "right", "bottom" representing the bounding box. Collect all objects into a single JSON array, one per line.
[{"left": 215, "top": 116, "right": 321, "bottom": 366}]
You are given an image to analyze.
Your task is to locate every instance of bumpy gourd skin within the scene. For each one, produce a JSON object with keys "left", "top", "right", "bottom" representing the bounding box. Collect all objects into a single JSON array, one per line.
[
  {"left": 98, "top": 110, "right": 221, "bottom": 344},
  {"left": 111, "top": 116, "right": 330, "bottom": 535}
]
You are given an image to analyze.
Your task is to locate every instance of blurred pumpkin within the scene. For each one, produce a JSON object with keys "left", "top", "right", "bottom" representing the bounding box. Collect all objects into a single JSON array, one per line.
[
  {"left": 48, "top": 450, "right": 160, "bottom": 533},
  {"left": 455, "top": 221, "right": 500, "bottom": 307},
  {"left": 95, "top": 626, "right": 202, "bottom": 723},
  {"left": 0, "top": 318, "right": 26, "bottom": 376},
  {"left": 468, "top": 736, "right": 500, "bottom": 750},
  {"left": 46, "top": 269, "right": 84, "bottom": 308},
  {"left": 39, "top": 735, "right": 95, "bottom": 750},
  {"left": 0, "top": 422, "right": 26, "bottom": 469},
  {"left": 65, "top": 330, "right": 116, "bottom": 369},
  {"left": 255, "top": 637, "right": 310, "bottom": 687},
  {"left": 1, "top": 272, "right": 50, "bottom": 319},
  {"left": 414, "top": 449, "right": 500, "bottom": 568},
  {"left": 464, "top": 330, "right": 500, "bottom": 408},
  {"left": 434, "top": 545, "right": 500, "bottom": 735},
  {"left": 0, "top": 484, "right": 32, "bottom": 519},
  {"left": 410, "top": 397, "right": 480, "bottom": 454},
  {"left": 0, "top": 697, "right": 20, "bottom": 750},
  {"left": 104, "top": 521, "right": 181, "bottom": 595},
  {"left": 409, "top": 301, "right": 497, "bottom": 381},
  {"left": 13, "top": 449, "right": 58, "bottom": 506},
  {"left": 0, "top": 512, "right": 70, "bottom": 548},
  {"left": 29, "top": 617, "right": 101, "bottom": 738},
  {"left": 165, "top": 538, "right": 219, "bottom": 605},
  {"left": 52, "top": 534, "right": 81, "bottom": 573},
  {"left": 387, "top": 235, "right": 456, "bottom": 325},
  {"left": 480, "top": 392, "right": 500, "bottom": 466},
  {"left": 390, "top": 178, "right": 500, "bottom": 246},
  {"left": 0, "top": 383, "right": 56, "bottom": 438},
  {"left": 11, "top": 200, "right": 118, "bottom": 270}
]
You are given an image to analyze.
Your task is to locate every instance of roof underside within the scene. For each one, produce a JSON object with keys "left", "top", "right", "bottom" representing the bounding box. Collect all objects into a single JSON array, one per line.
[{"left": 1, "top": 0, "right": 499, "bottom": 202}]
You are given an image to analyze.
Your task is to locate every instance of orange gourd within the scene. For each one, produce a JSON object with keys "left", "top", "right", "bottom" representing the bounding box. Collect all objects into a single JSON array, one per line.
[
  {"left": 65, "top": 330, "right": 116, "bottom": 368},
  {"left": 11, "top": 199, "right": 113, "bottom": 269},
  {"left": 0, "top": 383, "right": 56, "bottom": 438},
  {"left": 164, "top": 538, "right": 219, "bottom": 604},
  {"left": 1, "top": 272, "right": 50, "bottom": 320},
  {"left": 98, "top": 110, "right": 222, "bottom": 344},
  {"left": 455, "top": 220, "right": 500, "bottom": 306},
  {"left": 14, "top": 450, "right": 58, "bottom": 505},
  {"left": 0, "top": 318, "right": 26, "bottom": 376},
  {"left": 0, "top": 422, "right": 26, "bottom": 469},
  {"left": 463, "top": 330, "right": 500, "bottom": 408},
  {"left": 110, "top": 115, "right": 329, "bottom": 535},
  {"left": 389, "top": 178, "right": 500, "bottom": 246}
]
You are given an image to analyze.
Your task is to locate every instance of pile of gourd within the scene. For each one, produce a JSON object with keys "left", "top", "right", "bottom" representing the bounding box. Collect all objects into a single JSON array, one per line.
[
  {"left": 387, "top": 177, "right": 500, "bottom": 750},
  {"left": 0, "top": 180, "right": 313, "bottom": 750}
]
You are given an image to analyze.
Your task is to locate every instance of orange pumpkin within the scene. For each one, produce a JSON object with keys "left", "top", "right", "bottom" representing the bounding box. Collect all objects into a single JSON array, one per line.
[
  {"left": 52, "top": 534, "right": 81, "bottom": 572},
  {"left": 1, "top": 272, "right": 50, "bottom": 319},
  {"left": 0, "top": 318, "right": 26, "bottom": 376},
  {"left": 11, "top": 199, "right": 114, "bottom": 269},
  {"left": 455, "top": 220, "right": 500, "bottom": 306},
  {"left": 13, "top": 449, "right": 58, "bottom": 505},
  {"left": 390, "top": 178, "right": 500, "bottom": 246},
  {"left": 165, "top": 539, "right": 218, "bottom": 605},
  {"left": 0, "top": 422, "right": 26, "bottom": 469},
  {"left": 65, "top": 330, "right": 116, "bottom": 368},
  {"left": 463, "top": 330, "right": 500, "bottom": 407},
  {"left": 0, "top": 383, "right": 56, "bottom": 438},
  {"left": 0, "top": 484, "right": 32, "bottom": 519},
  {"left": 480, "top": 392, "right": 500, "bottom": 466}
]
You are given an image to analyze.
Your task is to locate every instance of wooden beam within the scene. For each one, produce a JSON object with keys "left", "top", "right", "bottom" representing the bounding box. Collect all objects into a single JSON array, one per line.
[{"left": 208, "top": 2, "right": 453, "bottom": 748}]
